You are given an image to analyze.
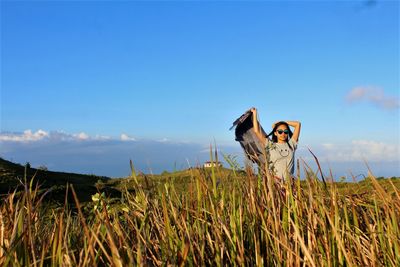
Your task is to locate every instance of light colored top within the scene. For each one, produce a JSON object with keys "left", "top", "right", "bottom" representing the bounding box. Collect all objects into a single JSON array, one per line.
[{"left": 265, "top": 138, "right": 298, "bottom": 179}]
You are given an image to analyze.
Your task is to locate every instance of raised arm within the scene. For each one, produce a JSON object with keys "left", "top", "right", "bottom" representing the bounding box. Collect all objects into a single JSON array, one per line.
[
  {"left": 250, "top": 108, "right": 267, "bottom": 145},
  {"left": 286, "top": 121, "right": 301, "bottom": 142}
]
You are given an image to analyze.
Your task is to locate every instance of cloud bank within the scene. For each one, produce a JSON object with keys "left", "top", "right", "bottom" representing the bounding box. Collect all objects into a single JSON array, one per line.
[
  {"left": 0, "top": 129, "right": 112, "bottom": 142},
  {"left": 299, "top": 140, "right": 400, "bottom": 178},
  {"left": 0, "top": 130, "right": 241, "bottom": 177},
  {"left": 346, "top": 86, "right": 399, "bottom": 110},
  {"left": 0, "top": 129, "right": 50, "bottom": 142},
  {"left": 1, "top": 130, "right": 399, "bottom": 178},
  {"left": 319, "top": 140, "right": 400, "bottom": 162}
]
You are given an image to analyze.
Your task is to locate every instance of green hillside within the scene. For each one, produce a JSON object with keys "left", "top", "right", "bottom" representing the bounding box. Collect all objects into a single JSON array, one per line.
[{"left": 0, "top": 157, "right": 114, "bottom": 203}]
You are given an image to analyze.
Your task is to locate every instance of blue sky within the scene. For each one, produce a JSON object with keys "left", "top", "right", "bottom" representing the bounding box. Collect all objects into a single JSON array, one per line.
[{"left": 1, "top": 1, "right": 399, "bottom": 178}]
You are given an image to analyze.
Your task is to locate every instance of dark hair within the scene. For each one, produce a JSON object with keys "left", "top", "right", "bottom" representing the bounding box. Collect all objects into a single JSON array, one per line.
[{"left": 267, "top": 121, "right": 293, "bottom": 150}]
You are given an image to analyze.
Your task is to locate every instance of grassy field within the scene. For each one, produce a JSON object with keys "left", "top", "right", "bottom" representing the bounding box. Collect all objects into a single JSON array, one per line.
[{"left": 0, "top": 157, "right": 399, "bottom": 266}]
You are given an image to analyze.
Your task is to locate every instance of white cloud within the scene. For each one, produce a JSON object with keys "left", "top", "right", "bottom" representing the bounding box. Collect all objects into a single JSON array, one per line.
[
  {"left": 317, "top": 140, "right": 400, "bottom": 162},
  {"left": 346, "top": 86, "right": 399, "bottom": 110},
  {"left": 0, "top": 130, "right": 110, "bottom": 143},
  {"left": 74, "top": 132, "right": 89, "bottom": 140},
  {"left": 346, "top": 87, "right": 367, "bottom": 101},
  {"left": 120, "top": 133, "right": 136, "bottom": 141},
  {"left": 322, "top": 143, "right": 334, "bottom": 149},
  {"left": 0, "top": 129, "right": 49, "bottom": 142}
]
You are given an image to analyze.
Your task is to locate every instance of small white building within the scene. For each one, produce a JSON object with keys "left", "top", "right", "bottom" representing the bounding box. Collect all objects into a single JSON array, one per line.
[{"left": 203, "top": 161, "right": 223, "bottom": 168}]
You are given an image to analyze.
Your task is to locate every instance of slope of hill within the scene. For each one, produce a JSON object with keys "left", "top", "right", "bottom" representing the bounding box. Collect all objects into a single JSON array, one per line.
[{"left": 0, "top": 157, "right": 113, "bottom": 202}]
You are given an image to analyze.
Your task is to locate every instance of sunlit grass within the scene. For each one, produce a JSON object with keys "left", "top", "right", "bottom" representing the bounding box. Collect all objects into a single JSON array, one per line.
[{"left": 0, "top": 156, "right": 399, "bottom": 266}]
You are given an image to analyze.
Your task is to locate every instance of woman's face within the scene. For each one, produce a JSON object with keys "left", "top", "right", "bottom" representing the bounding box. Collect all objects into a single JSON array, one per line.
[{"left": 275, "top": 124, "right": 289, "bottom": 143}]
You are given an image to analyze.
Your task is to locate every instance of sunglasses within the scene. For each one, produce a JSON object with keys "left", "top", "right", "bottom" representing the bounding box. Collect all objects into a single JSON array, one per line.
[{"left": 277, "top": 129, "right": 289, "bottom": 135}]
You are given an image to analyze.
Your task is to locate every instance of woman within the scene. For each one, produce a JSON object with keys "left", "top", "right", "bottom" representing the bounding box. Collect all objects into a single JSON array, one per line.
[{"left": 250, "top": 108, "right": 301, "bottom": 181}]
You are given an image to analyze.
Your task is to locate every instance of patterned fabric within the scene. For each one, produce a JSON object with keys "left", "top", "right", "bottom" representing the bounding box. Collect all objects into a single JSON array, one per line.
[{"left": 231, "top": 110, "right": 267, "bottom": 165}]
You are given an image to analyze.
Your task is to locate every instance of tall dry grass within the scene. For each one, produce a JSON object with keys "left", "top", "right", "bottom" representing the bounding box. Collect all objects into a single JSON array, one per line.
[{"left": 0, "top": 159, "right": 399, "bottom": 266}]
